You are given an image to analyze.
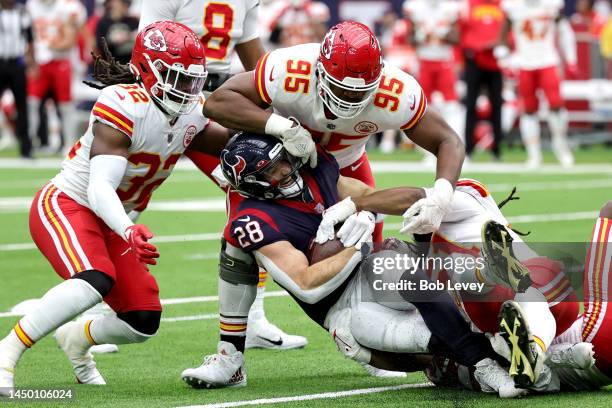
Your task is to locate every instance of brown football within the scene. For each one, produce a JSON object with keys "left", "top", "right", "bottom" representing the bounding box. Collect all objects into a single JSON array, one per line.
[{"left": 307, "top": 237, "right": 345, "bottom": 264}]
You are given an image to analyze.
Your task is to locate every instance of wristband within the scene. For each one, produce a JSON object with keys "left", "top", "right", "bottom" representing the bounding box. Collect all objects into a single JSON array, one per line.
[{"left": 264, "top": 113, "right": 294, "bottom": 137}]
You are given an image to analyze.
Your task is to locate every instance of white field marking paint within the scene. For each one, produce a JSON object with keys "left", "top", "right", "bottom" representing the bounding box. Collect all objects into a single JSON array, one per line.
[
  {"left": 176, "top": 383, "right": 434, "bottom": 408},
  {"left": 0, "top": 210, "right": 600, "bottom": 253},
  {"left": 161, "top": 313, "right": 218, "bottom": 323},
  {"left": 1, "top": 176, "right": 610, "bottom": 213},
  {"left": 0, "top": 290, "right": 290, "bottom": 318},
  {"left": 2, "top": 156, "right": 612, "bottom": 174}
]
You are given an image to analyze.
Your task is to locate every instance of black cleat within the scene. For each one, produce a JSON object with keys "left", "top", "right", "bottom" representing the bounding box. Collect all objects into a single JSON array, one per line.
[{"left": 481, "top": 220, "right": 532, "bottom": 293}]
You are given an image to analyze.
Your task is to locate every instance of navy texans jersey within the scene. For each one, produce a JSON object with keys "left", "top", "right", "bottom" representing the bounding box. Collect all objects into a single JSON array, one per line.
[
  {"left": 223, "top": 147, "right": 355, "bottom": 326},
  {"left": 224, "top": 147, "right": 340, "bottom": 254}
]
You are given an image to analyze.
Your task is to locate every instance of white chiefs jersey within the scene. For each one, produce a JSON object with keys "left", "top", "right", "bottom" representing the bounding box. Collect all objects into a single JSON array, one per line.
[
  {"left": 254, "top": 43, "right": 427, "bottom": 168},
  {"left": 52, "top": 84, "right": 209, "bottom": 213},
  {"left": 138, "top": 0, "right": 259, "bottom": 75},
  {"left": 403, "top": 0, "right": 460, "bottom": 61},
  {"left": 502, "top": 0, "right": 563, "bottom": 70},
  {"left": 27, "top": 0, "right": 86, "bottom": 65}
]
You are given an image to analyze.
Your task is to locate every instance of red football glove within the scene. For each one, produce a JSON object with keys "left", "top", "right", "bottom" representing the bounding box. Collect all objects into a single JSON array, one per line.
[{"left": 125, "top": 224, "right": 159, "bottom": 266}]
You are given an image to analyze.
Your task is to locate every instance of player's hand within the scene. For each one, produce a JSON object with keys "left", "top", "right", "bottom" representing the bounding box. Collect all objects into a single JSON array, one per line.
[
  {"left": 125, "top": 224, "right": 159, "bottom": 266},
  {"left": 315, "top": 197, "right": 357, "bottom": 244},
  {"left": 337, "top": 211, "right": 375, "bottom": 250},
  {"left": 400, "top": 179, "right": 454, "bottom": 235},
  {"left": 493, "top": 45, "right": 510, "bottom": 61},
  {"left": 565, "top": 63, "right": 579, "bottom": 79},
  {"left": 279, "top": 124, "right": 317, "bottom": 168}
]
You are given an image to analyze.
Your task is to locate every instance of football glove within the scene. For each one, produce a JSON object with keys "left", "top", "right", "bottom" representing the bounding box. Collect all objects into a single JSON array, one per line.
[
  {"left": 337, "top": 211, "right": 375, "bottom": 250},
  {"left": 125, "top": 224, "right": 159, "bottom": 265},
  {"left": 315, "top": 197, "right": 357, "bottom": 244},
  {"left": 400, "top": 179, "right": 454, "bottom": 235}
]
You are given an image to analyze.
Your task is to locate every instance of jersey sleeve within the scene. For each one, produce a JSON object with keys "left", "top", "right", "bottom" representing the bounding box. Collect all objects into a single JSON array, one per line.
[
  {"left": 253, "top": 49, "right": 282, "bottom": 105},
  {"left": 92, "top": 85, "right": 137, "bottom": 139},
  {"left": 66, "top": 0, "right": 86, "bottom": 27},
  {"left": 224, "top": 209, "right": 287, "bottom": 252},
  {"left": 385, "top": 69, "right": 427, "bottom": 131},
  {"left": 138, "top": 0, "right": 180, "bottom": 30},
  {"left": 239, "top": 0, "right": 260, "bottom": 44}
]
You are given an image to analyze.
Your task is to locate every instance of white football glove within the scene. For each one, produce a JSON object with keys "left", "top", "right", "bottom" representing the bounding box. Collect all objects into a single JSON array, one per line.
[
  {"left": 329, "top": 309, "right": 371, "bottom": 364},
  {"left": 315, "top": 197, "right": 357, "bottom": 244},
  {"left": 337, "top": 211, "right": 375, "bottom": 250},
  {"left": 400, "top": 179, "right": 454, "bottom": 235},
  {"left": 265, "top": 113, "right": 317, "bottom": 168}
]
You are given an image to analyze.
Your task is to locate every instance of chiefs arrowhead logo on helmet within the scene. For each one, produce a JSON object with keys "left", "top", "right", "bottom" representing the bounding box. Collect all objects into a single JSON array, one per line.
[
  {"left": 321, "top": 31, "right": 336, "bottom": 60},
  {"left": 143, "top": 29, "right": 167, "bottom": 52},
  {"left": 229, "top": 155, "right": 247, "bottom": 182}
]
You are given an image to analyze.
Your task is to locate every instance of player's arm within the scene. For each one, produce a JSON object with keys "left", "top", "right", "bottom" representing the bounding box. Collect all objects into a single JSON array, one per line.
[
  {"left": 186, "top": 121, "right": 233, "bottom": 156},
  {"left": 404, "top": 108, "right": 464, "bottom": 186},
  {"left": 254, "top": 240, "right": 362, "bottom": 304},
  {"left": 235, "top": 38, "right": 266, "bottom": 71},
  {"left": 337, "top": 175, "right": 426, "bottom": 216},
  {"left": 556, "top": 15, "right": 577, "bottom": 67},
  {"left": 88, "top": 123, "right": 159, "bottom": 264},
  {"left": 204, "top": 72, "right": 271, "bottom": 132}
]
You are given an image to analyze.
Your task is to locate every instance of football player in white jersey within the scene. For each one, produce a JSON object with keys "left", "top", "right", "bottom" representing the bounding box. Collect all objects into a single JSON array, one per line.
[
  {"left": 497, "top": 0, "right": 577, "bottom": 168},
  {"left": 137, "top": 0, "right": 308, "bottom": 352},
  {"left": 0, "top": 21, "right": 232, "bottom": 394},
  {"left": 403, "top": 0, "right": 463, "bottom": 140}
]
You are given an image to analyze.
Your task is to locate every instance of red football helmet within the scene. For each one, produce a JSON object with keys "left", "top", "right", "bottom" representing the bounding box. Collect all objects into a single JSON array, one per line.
[
  {"left": 317, "top": 21, "right": 383, "bottom": 119},
  {"left": 130, "top": 21, "right": 207, "bottom": 117}
]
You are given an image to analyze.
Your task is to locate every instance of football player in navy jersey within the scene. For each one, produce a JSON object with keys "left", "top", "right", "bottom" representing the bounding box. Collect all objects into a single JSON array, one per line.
[{"left": 181, "top": 132, "right": 527, "bottom": 398}]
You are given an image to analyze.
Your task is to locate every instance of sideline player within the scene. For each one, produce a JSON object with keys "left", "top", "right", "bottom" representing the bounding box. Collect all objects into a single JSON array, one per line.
[
  {"left": 497, "top": 0, "right": 577, "bottom": 168},
  {"left": 0, "top": 21, "right": 232, "bottom": 394},
  {"left": 181, "top": 132, "right": 526, "bottom": 397}
]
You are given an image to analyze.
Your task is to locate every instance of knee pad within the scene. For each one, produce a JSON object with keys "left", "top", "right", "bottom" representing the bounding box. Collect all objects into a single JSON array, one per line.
[
  {"left": 117, "top": 310, "right": 161, "bottom": 336},
  {"left": 73, "top": 270, "right": 114, "bottom": 297}
]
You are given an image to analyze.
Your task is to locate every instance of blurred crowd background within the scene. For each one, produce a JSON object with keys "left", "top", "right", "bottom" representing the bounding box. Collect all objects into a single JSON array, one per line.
[{"left": 0, "top": 0, "right": 610, "bottom": 163}]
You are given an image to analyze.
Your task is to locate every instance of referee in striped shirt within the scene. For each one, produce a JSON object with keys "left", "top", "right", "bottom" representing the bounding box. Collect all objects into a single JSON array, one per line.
[{"left": 0, "top": 0, "right": 34, "bottom": 158}]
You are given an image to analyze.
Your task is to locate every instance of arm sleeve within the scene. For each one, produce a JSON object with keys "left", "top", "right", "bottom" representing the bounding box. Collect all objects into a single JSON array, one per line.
[
  {"left": 87, "top": 155, "right": 134, "bottom": 239},
  {"left": 225, "top": 212, "right": 287, "bottom": 252},
  {"left": 239, "top": 1, "right": 260, "bottom": 44},
  {"left": 138, "top": 0, "right": 180, "bottom": 30},
  {"left": 92, "top": 86, "right": 136, "bottom": 139}
]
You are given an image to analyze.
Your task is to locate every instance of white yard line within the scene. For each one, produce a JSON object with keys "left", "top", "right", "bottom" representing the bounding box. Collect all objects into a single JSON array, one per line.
[
  {"left": 0, "top": 291, "right": 290, "bottom": 318},
  {"left": 176, "top": 383, "right": 433, "bottom": 408},
  {"left": 0, "top": 210, "right": 598, "bottom": 253}
]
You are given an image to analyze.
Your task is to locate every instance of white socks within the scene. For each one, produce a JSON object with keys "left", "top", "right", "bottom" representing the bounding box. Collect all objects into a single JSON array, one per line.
[
  {"left": 515, "top": 287, "right": 556, "bottom": 352},
  {"left": 88, "top": 315, "right": 153, "bottom": 345},
  {"left": 248, "top": 269, "right": 267, "bottom": 322},
  {"left": 519, "top": 114, "right": 541, "bottom": 166}
]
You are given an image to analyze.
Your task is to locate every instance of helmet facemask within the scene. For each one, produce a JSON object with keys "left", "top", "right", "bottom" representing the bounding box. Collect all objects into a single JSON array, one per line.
[
  {"left": 143, "top": 54, "right": 207, "bottom": 117},
  {"left": 316, "top": 61, "right": 381, "bottom": 119},
  {"left": 259, "top": 147, "right": 305, "bottom": 199}
]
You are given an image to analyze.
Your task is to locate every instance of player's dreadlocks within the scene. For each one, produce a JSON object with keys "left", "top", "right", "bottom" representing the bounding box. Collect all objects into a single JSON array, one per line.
[{"left": 84, "top": 38, "right": 138, "bottom": 90}]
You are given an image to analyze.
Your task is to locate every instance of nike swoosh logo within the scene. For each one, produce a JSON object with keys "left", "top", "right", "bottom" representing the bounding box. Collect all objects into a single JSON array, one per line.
[
  {"left": 257, "top": 336, "right": 283, "bottom": 346},
  {"left": 409, "top": 94, "right": 416, "bottom": 110},
  {"left": 115, "top": 91, "right": 126, "bottom": 101},
  {"left": 268, "top": 66, "right": 276, "bottom": 82},
  {"left": 350, "top": 161, "right": 364, "bottom": 172},
  {"left": 238, "top": 216, "right": 251, "bottom": 222}
]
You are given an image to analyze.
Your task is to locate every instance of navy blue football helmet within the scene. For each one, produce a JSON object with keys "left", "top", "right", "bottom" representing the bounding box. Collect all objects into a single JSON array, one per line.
[{"left": 220, "top": 132, "right": 306, "bottom": 199}]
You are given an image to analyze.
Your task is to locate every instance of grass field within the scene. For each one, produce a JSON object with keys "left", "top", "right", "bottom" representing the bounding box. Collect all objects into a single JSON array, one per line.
[{"left": 0, "top": 146, "right": 611, "bottom": 407}]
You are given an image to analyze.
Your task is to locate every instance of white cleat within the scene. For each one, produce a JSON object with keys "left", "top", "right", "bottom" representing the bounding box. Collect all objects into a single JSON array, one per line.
[
  {"left": 246, "top": 316, "right": 307, "bottom": 350},
  {"left": 360, "top": 363, "right": 407, "bottom": 378},
  {"left": 89, "top": 344, "right": 119, "bottom": 354},
  {"left": 54, "top": 322, "right": 105, "bottom": 385},
  {"left": 475, "top": 358, "right": 528, "bottom": 398},
  {"left": 546, "top": 342, "right": 595, "bottom": 370},
  {"left": 0, "top": 366, "right": 15, "bottom": 397},
  {"left": 525, "top": 157, "right": 542, "bottom": 170},
  {"left": 181, "top": 341, "right": 246, "bottom": 389}
]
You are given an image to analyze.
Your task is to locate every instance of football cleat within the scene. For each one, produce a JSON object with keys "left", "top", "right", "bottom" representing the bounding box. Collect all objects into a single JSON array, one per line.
[
  {"left": 546, "top": 342, "right": 595, "bottom": 370},
  {"left": 246, "top": 316, "right": 307, "bottom": 350},
  {"left": 89, "top": 344, "right": 119, "bottom": 354},
  {"left": 481, "top": 220, "right": 532, "bottom": 293},
  {"left": 54, "top": 322, "right": 106, "bottom": 385},
  {"left": 474, "top": 358, "right": 528, "bottom": 398},
  {"left": 498, "top": 301, "right": 543, "bottom": 388},
  {"left": 181, "top": 341, "right": 246, "bottom": 389}
]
